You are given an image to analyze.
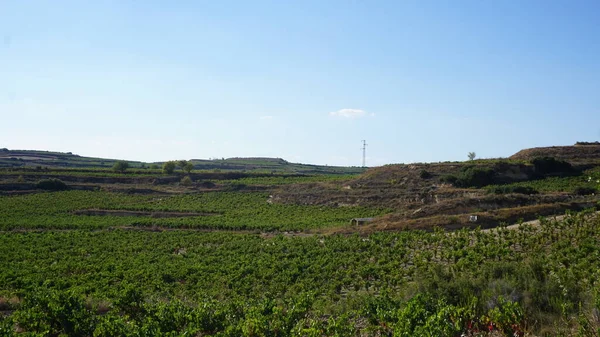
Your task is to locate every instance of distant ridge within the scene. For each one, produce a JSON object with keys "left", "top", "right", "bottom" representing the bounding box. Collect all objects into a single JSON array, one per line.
[{"left": 0, "top": 149, "right": 363, "bottom": 174}]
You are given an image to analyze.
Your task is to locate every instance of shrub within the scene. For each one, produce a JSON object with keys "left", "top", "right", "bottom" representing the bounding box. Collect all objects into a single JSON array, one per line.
[
  {"left": 420, "top": 170, "right": 432, "bottom": 179},
  {"left": 489, "top": 186, "right": 539, "bottom": 195},
  {"left": 440, "top": 175, "right": 458, "bottom": 185},
  {"left": 112, "top": 161, "right": 129, "bottom": 173},
  {"left": 180, "top": 176, "right": 193, "bottom": 186},
  {"left": 531, "top": 157, "right": 575, "bottom": 176},
  {"left": 162, "top": 161, "right": 177, "bottom": 174},
  {"left": 574, "top": 186, "right": 597, "bottom": 196},
  {"left": 36, "top": 179, "right": 68, "bottom": 191},
  {"left": 440, "top": 168, "right": 496, "bottom": 188},
  {"left": 183, "top": 162, "right": 194, "bottom": 174},
  {"left": 456, "top": 167, "right": 496, "bottom": 188},
  {"left": 12, "top": 289, "right": 95, "bottom": 337}
]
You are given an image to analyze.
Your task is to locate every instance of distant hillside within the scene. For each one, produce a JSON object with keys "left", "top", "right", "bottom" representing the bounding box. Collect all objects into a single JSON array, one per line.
[
  {"left": 510, "top": 143, "right": 600, "bottom": 163},
  {"left": 0, "top": 148, "right": 364, "bottom": 174}
]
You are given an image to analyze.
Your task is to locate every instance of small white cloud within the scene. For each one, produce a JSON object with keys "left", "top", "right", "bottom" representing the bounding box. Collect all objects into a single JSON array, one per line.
[
  {"left": 329, "top": 108, "right": 369, "bottom": 118},
  {"left": 259, "top": 115, "right": 273, "bottom": 120}
]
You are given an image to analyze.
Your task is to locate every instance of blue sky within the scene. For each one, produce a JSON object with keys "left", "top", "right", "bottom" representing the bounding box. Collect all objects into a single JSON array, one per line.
[{"left": 1, "top": 1, "right": 599, "bottom": 166}]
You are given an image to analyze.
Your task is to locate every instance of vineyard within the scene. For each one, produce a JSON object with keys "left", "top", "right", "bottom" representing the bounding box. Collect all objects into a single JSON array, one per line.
[
  {"left": 1, "top": 147, "right": 600, "bottom": 336},
  {"left": 0, "top": 191, "right": 387, "bottom": 231},
  {"left": 1, "top": 212, "right": 600, "bottom": 336}
]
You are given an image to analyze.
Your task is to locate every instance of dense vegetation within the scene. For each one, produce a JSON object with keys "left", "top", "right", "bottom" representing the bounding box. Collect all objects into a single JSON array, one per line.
[
  {"left": 0, "top": 191, "right": 387, "bottom": 231},
  {"left": 1, "top": 212, "right": 600, "bottom": 335}
]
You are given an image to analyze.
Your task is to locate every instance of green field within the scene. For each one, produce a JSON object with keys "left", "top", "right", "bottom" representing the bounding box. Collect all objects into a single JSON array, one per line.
[
  {"left": 2, "top": 155, "right": 600, "bottom": 336},
  {"left": 2, "top": 212, "right": 600, "bottom": 336},
  {"left": 0, "top": 191, "right": 387, "bottom": 231}
]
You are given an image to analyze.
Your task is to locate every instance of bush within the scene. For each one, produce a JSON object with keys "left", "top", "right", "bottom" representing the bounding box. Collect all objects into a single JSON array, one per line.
[
  {"left": 440, "top": 175, "right": 458, "bottom": 185},
  {"left": 574, "top": 186, "right": 597, "bottom": 196},
  {"left": 531, "top": 157, "right": 575, "bottom": 176},
  {"left": 180, "top": 176, "right": 193, "bottom": 186},
  {"left": 183, "top": 162, "right": 194, "bottom": 174},
  {"left": 112, "top": 161, "right": 129, "bottom": 173},
  {"left": 440, "top": 167, "right": 496, "bottom": 188},
  {"left": 162, "top": 161, "right": 177, "bottom": 174},
  {"left": 456, "top": 167, "right": 495, "bottom": 187},
  {"left": 12, "top": 289, "right": 95, "bottom": 337},
  {"left": 36, "top": 179, "right": 68, "bottom": 191},
  {"left": 420, "top": 170, "right": 432, "bottom": 179},
  {"left": 489, "top": 186, "right": 539, "bottom": 195}
]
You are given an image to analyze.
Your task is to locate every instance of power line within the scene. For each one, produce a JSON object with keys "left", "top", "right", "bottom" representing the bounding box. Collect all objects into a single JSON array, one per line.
[{"left": 361, "top": 140, "right": 368, "bottom": 167}]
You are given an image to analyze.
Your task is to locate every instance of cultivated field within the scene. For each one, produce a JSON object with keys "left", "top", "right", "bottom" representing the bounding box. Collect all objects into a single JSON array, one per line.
[{"left": 1, "top": 146, "right": 600, "bottom": 336}]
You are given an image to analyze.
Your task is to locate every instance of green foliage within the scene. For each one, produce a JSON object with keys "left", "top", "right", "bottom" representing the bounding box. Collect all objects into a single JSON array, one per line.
[
  {"left": 0, "top": 190, "right": 388, "bottom": 231},
  {"left": 457, "top": 167, "right": 495, "bottom": 187},
  {"left": 149, "top": 164, "right": 159, "bottom": 170},
  {"left": 442, "top": 167, "right": 496, "bottom": 188},
  {"left": 574, "top": 186, "right": 597, "bottom": 195},
  {"left": 532, "top": 157, "right": 575, "bottom": 176},
  {"left": 1, "top": 212, "right": 599, "bottom": 334},
  {"left": 177, "top": 160, "right": 188, "bottom": 170},
  {"left": 486, "top": 166, "right": 600, "bottom": 193},
  {"left": 183, "top": 162, "right": 194, "bottom": 174},
  {"left": 489, "top": 185, "right": 539, "bottom": 195},
  {"left": 419, "top": 169, "right": 432, "bottom": 179},
  {"left": 180, "top": 175, "right": 193, "bottom": 186},
  {"left": 36, "top": 178, "right": 68, "bottom": 191},
  {"left": 12, "top": 288, "right": 96, "bottom": 336},
  {"left": 112, "top": 161, "right": 129, "bottom": 173},
  {"left": 468, "top": 152, "right": 476, "bottom": 161},
  {"left": 440, "top": 174, "right": 458, "bottom": 185},
  {"left": 162, "top": 161, "right": 177, "bottom": 174}
]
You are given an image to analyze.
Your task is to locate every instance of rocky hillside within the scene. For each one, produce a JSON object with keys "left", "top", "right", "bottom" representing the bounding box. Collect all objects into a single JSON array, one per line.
[{"left": 273, "top": 156, "right": 600, "bottom": 231}]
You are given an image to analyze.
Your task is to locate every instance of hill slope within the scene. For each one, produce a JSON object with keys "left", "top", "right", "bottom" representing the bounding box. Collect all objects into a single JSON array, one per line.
[
  {"left": 0, "top": 149, "right": 364, "bottom": 174},
  {"left": 510, "top": 143, "right": 600, "bottom": 163}
]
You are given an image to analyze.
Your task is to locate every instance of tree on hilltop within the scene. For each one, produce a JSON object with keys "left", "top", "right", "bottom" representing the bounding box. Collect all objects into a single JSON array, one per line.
[
  {"left": 183, "top": 162, "right": 194, "bottom": 174},
  {"left": 177, "top": 160, "right": 188, "bottom": 171}
]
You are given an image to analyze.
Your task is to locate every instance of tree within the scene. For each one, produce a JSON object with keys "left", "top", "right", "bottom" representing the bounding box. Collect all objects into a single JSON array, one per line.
[
  {"left": 163, "top": 161, "right": 176, "bottom": 174},
  {"left": 468, "top": 152, "right": 476, "bottom": 161},
  {"left": 183, "top": 162, "right": 194, "bottom": 174},
  {"left": 177, "top": 160, "right": 188, "bottom": 171},
  {"left": 113, "top": 161, "right": 129, "bottom": 173}
]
